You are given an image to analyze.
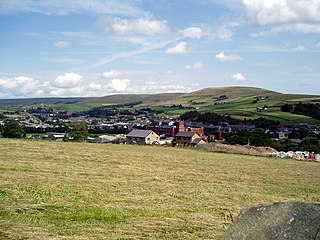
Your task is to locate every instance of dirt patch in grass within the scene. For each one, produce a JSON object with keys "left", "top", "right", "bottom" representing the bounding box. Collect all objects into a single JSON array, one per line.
[{"left": 198, "top": 142, "right": 277, "bottom": 156}]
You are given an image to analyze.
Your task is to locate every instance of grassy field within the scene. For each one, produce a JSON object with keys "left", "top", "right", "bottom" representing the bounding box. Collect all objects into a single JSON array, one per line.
[{"left": 0, "top": 139, "right": 319, "bottom": 239}]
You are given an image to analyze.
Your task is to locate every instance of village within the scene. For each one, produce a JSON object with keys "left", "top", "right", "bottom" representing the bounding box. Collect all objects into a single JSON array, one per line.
[{"left": 1, "top": 104, "right": 320, "bottom": 162}]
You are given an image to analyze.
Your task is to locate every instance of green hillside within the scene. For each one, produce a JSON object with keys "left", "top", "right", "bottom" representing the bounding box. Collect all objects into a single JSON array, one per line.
[
  {"left": 0, "top": 139, "right": 319, "bottom": 239},
  {"left": 1, "top": 86, "right": 319, "bottom": 123},
  {"left": 146, "top": 87, "right": 320, "bottom": 123},
  {"left": 0, "top": 97, "right": 89, "bottom": 107},
  {"left": 88, "top": 92, "right": 184, "bottom": 104}
]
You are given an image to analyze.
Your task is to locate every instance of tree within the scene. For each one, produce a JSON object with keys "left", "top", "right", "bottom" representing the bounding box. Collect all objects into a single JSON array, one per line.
[
  {"left": 67, "top": 122, "right": 88, "bottom": 141},
  {"left": 2, "top": 120, "right": 25, "bottom": 138},
  {"left": 281, "top": 104, "right": 293, "bottom": 112}
]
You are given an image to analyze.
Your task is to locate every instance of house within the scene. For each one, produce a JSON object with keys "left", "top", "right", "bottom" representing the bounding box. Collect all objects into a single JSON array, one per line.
[
  {"left": 89, "top": 135, "right": 127, "bottom": 144},
  {"left": 46, "top": 132, "right": 65, "bottom": 141},
  {"left": 126, "top": 130, "right": 160, "bottom": 145},
  {"left": 145, "top": 121, "right": 204, "bottom": 139},
  {"left": 145, "top": 125, "right": 177, "bottom": 138},
  {"left": 175, "top": 131, "right": 206, "bottom": 146}
]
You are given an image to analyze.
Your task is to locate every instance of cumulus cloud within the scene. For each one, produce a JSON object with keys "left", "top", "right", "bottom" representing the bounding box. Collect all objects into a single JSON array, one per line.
[
  {"left": 102, "top": 69, "right": 124, "bottom": 79},
  {"left": 54, "top": 41, "right": 70, "bottom": 48},
  {"left": 183, "top": 27, "right": 204, "bottom": 39},
  {"left": 142, "top": 82, "right": 193, "bottom": 93},
  {"left": 231, "top": 73, "right": 246, "bottom": 82},
  {"left": 49, "top": 88, "right": 66, "bottom": 96},
  {"left": 216, "top": 51, "right": 242, "bottom": 61},
  {"left": 185, "top": 61, "right": 204, "bottom": 70},
  {"left": 243, "top": 0, "right": 320, "bottom": 33},
  {"left": 0, "top": 76, "right": 45, "bottom": 97},
  {"left": 89, "top": 82, "right": 103, "bottom": 90},
  {"left": 55, "top": 73, "right": 82, "bottom": 88},
  {"left": 165, "top": 42, "right": 189, "bottom": 54},
  {"left": 108, "top": 79, "right": 131, "bottom": 92},
  {"left": 99, "top": 17, "right": 169, "bottom": 36}
]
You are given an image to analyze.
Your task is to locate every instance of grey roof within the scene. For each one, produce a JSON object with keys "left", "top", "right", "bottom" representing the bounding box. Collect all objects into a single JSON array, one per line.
[
  {"left": 176, "top": 131, "right": 197, "bottom": 137},
  {"left": 191, "top": 138, "right": 204, "bottom": 144},
  {"left": 127, "top": 130, "right": 154, "bottom": 138},
  {"left": 99, "top": 135, "right": 117, "bottom": 141}
]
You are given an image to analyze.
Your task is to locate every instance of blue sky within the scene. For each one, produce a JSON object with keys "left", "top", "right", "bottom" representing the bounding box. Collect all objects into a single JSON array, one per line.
[{"left": 0, "top": 0, "right": 319, "bottom": 98}]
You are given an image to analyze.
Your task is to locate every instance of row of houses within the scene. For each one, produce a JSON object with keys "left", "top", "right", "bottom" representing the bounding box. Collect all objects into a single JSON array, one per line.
[{"left": 125, "top": 129, "right": 206, "bottom": 147}]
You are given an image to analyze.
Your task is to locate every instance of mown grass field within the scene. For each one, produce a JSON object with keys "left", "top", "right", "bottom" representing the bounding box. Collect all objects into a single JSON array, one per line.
[{"left": 0, "top": 139, "right": 319, "bottom": 239}]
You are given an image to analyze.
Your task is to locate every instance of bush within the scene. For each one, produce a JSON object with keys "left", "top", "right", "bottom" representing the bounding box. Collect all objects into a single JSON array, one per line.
[{"left": 2, "top": 120, "right": 25, "bottom": 138}]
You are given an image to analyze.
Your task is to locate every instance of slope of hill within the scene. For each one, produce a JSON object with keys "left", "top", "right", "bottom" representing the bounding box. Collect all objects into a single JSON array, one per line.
[
  {"left": 0, "top": 97, "right": 89, "bottom": 107},
  {"left": 0, "top": 139, "right": 319, "bottom": 239},
  {"left": 1, "top": 86, "right": 319, "bottom": 123},
  {"left": 87, "top": 92, "right": 184, "bottom": 104}
]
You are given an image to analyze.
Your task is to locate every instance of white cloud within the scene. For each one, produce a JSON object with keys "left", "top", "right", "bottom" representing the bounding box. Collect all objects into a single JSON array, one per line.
[
  {"left": 108, "top": 79, "right": 131, "bottom": 92},
  {"left": 0, "top": 76, "right": 45, "bottom": 97},
  {"left": 53, "top": 41, "right": 70, "bottom": 48},
  {"left": 142, "top": 82, "right": 193, "bottom": 93},
  {"left": 99, "top": 17, "right": 169, "bottom": 36},
  {"left": 243, "top": 0, "right": 320, "bottom": 33},
  {"left": 49, "top": 88, "right": 66, "bottom": 96},
  {"left": 55, "top": 73, "right": 82, "bottom": 88},
  {"left": 231, "top": 73, "right": 246, "bottom": 82},
  {"left": 89, "top": 83, "right": 103, "bottom": 90},
  {"left": 183, "top": 27, "right": 204, "bottom": 39},
  {"left": 165, "top": 42, "right": 189, "bottom": 54},
  {"left": 217, "top": 25, "right": 234, "bottom": 41},
  {"left": 185, "top": 61, "right": 204, "bottom": 70},
  {"left": 293, "top": 44, "right": 305, "bottom": 52},
  {"left": 102, "top": 70, "right": 124, "bottom": 79},
  {"left": 216, "top": 51, "right": 242, "bottom": 61}
]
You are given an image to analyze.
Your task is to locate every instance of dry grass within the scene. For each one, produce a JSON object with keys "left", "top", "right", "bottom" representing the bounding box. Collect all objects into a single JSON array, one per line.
[{"left": 0, "top": 139, "right": 319, "bottom": 239}]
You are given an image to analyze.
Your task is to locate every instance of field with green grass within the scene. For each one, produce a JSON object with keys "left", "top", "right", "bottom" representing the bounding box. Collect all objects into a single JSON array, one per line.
[{"left": 0, "top": 139, "right": 319, "bottom": 239}]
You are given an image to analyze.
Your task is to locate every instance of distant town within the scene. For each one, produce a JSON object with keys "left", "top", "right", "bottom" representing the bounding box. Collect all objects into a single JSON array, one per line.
[{"left": 1, "top": 102, "right": 320, "bottom": 162}]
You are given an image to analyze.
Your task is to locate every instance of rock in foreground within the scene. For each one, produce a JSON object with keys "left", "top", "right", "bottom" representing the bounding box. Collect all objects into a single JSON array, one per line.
[{"left": 223, "top": 202, "right": 320, "bottom": 240}]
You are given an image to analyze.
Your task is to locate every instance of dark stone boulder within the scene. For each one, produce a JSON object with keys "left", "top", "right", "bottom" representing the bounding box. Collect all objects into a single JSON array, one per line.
[{"left": 223, "top": 202, "right": 320, "bottom": 240}]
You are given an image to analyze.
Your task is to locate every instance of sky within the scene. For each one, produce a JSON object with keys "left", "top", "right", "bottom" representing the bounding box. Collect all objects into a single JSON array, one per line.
[{"left": 0, "top": 0, "right": 320, "bottom": 98}]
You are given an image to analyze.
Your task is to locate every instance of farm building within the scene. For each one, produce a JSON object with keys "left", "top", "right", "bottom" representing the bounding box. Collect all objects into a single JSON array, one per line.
[
  {"left": 175, "top": 131, "right": 206, "bottom": 146},
  {"left": 126, "top": 130, "right": 160, "bottom": 145}
]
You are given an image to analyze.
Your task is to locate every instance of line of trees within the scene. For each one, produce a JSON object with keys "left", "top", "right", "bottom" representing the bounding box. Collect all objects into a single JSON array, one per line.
[
  {"left": 225, "top": 129, "right": 320, "bottom": 153},
  {"left": 180, "top": 111, "right": 279, "bottom": 129},
  {"left": 281, "top": 102, "right": 320, "bottom": 120},
  {"left": 0, "top": 120, "right": 89, "bottom": 141}
]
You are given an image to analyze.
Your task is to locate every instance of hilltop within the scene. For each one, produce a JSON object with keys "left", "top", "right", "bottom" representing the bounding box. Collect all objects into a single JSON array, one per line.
[
  {"left": 1, "top": 86, "right": 320, "bottom": 123},
  {"left": 0, "top": 139, "right": 319, "bottom": 239}
]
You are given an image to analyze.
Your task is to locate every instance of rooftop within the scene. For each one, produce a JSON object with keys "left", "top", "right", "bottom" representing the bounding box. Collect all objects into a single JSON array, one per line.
[
  {"left": 127, "top": 130, "right": 154, "bottom": 138},
  {"left": 176, "top": 131, "right": 198, "bottom": 137}
]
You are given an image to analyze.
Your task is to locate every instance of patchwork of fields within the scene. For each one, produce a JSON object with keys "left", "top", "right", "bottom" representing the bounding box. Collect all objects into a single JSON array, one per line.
[{"left": 0, "top": 139, "right": 319, "bottom": 239}]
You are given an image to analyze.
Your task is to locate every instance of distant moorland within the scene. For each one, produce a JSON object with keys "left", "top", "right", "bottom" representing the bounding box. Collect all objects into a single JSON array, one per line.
[{"left": 1, "top": 86, "right": 320, "bottom": 123}]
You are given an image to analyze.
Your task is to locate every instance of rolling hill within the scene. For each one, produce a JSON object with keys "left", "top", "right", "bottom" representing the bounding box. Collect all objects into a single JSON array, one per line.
[{"left": 1, "top": 86, "right": 320, "bottom": 123}]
